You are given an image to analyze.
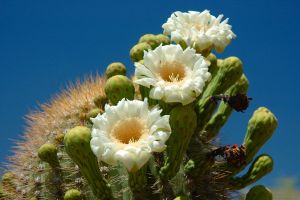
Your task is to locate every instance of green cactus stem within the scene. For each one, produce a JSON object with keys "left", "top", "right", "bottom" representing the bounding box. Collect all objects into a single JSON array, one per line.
[
  {"left": 64, "top": 189, "right": 83, "bottom": 200},
  {"left": 160, "top": 105, "right": 197, "bottom": 180},
  {"left": 130, "top": 42, "right": 151, "bottom": 62},
  {"left": 104, "top": 75, "right": 135, "bottom": 105},
  {"left": 245, "top": 185, "right": 273, "bottom": 200},
  {"left": 128, "top": 165, "right": 148, "bottom": 200},
  {"left": 64, "top": 126, "right": 113, "bottom": 200},
  {"left": 195, "top": 56, "right": 243, "bottom": 130},
  {"left": 202, "top": 74, "right": 249, "bottom": 141},
  {"left": 243, "top": 107, "right": 278, "bottom": 163},
  {"left": 105, "top": 62, "right": 127, "bottom": 79},
  {"left": 229, "top": 154, "right": 273, "bottom": 190}
]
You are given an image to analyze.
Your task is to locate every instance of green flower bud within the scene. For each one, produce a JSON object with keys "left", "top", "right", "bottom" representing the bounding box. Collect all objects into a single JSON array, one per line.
[
  {"left": 246, "top": 185, "right": 273, "bottom": 200},
  {"left": 64, "top": 126, "right": 112, "bottom": 200},
  {"left": 138, "top": 34, "right": 159, "bottom": 48},
  {"left": 104, "top": 75, "right": 135, "bottom": 105},
  {"left": 38, "top": 143, "right": 59, "bottom": 168},
  {"left": 229, "top": 154, "right": 273, "bottom": 190},
  {"left": 64, "top": 189, "right": 82, "bottom": 200},
  {"left": 130, "top": 42, "right": 151, "bottom": 62},
  {"left": 105, "top": 62, "right": 126, "bottom": 79},
  {"left": 244, "top": 107, "right": 278, "bottom": 162}
]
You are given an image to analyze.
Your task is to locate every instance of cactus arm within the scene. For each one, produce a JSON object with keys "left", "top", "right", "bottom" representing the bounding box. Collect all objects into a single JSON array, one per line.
[
  {"left": 243, "top": 107, "right": 278, "bottom": 163},
  {"left": 160, "top": 105, "right": 197, "bottom": 180},
  {"left": 214, "top": 107, "right": 278, "bottom": 177},
  {"left": 64, "top": 126, "right": 113, "bottom": 200},
  {"left": 202, "top": 74, "right": 249, "bottom": 141},
  {"left": 195, "top": 57, "right": 243, "bottom": 130}
]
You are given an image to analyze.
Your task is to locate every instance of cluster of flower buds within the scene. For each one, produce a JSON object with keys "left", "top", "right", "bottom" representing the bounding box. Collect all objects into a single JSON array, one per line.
[{"left": 0, "top": 9, "right": 277, "bottom": 200}]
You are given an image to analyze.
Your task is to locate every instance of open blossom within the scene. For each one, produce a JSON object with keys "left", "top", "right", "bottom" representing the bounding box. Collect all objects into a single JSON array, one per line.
[
  {"left": 162, "top": 10, "right": 236, "bottom": 52},
  {"left": 134, "top": 44, "right": 210, "bottom": 105},
  {"left": 90, "top": 98, "right": 171, "bottom": 172}
]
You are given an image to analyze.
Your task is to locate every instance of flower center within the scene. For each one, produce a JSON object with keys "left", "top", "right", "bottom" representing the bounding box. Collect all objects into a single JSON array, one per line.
[
  {"left": 159, "top": 62, "right": 185, "bottom": 82},
  {"left": 111, "top": 117, "right": 146, "bottom": 144},
  {"left": 193, "top": 23, "right": 209, "bottom": 32}
]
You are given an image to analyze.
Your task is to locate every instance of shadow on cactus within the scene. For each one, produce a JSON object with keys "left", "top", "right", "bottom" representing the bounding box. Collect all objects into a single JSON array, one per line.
[{"left": 0, "top": 10, "right": 277, "bottom": 200}]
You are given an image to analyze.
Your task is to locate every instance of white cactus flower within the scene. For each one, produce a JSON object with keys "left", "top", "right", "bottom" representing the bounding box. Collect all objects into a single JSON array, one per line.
[
  {"left": 90, "top": 98, "right": 171, "bottom": 172},
  {"left": 134, "top": 44, "right": 211, "bottom": 105},
  {"left": 162, "top": 10, "right": 236, "bottom": 52}
]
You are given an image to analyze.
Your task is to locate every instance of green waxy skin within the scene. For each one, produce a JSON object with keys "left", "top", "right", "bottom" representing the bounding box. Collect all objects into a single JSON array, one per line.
[
  {"left": 229, "top": 154, "right": 273, "bottom": 190},
  {"left": 64, "top": 126, "right": 112, "bottom": 200},
  {"left": 128, "top": 165, "right": 149, "bottom": 200},
  {"left": 245, "top": 185, "right": 273, "bottom": 200},
  {"left": 130, "top": 42, "right": 151, "bottom": 62},
  {"left": 104, "top": 75, "right": 135, "bottom": 105},
  {"left": 38, "top": 143, "right": 59, "bottom": 168},
  {"left": 160, "top": 105, "right": 197, "bottom": 180},
  {"left": 203, "top": 74, "right": 249, "bottom": 141},
  {"left": 105, "top": 62, "right": 127, "bottom": 79},
  {"left": 64, "top": 189, "right": 82, "bottom": 200},
  {"left": 243, "top": 107, "right": 278, "bottom": 163}
]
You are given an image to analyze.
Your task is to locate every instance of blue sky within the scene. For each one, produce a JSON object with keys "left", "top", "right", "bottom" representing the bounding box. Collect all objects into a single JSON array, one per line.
[{"left": 0, "top": 0, "right": 299, "bottom": 188}]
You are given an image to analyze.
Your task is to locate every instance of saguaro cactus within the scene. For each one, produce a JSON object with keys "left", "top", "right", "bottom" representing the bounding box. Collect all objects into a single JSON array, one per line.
[{"left": 1, "top": 10, "right": 277, "bottom": 200}]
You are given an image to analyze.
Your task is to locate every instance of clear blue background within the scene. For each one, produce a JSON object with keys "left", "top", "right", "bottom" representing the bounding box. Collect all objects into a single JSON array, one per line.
[{"left": 0, "top": 0, "right": 299, "bottom": 188}]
